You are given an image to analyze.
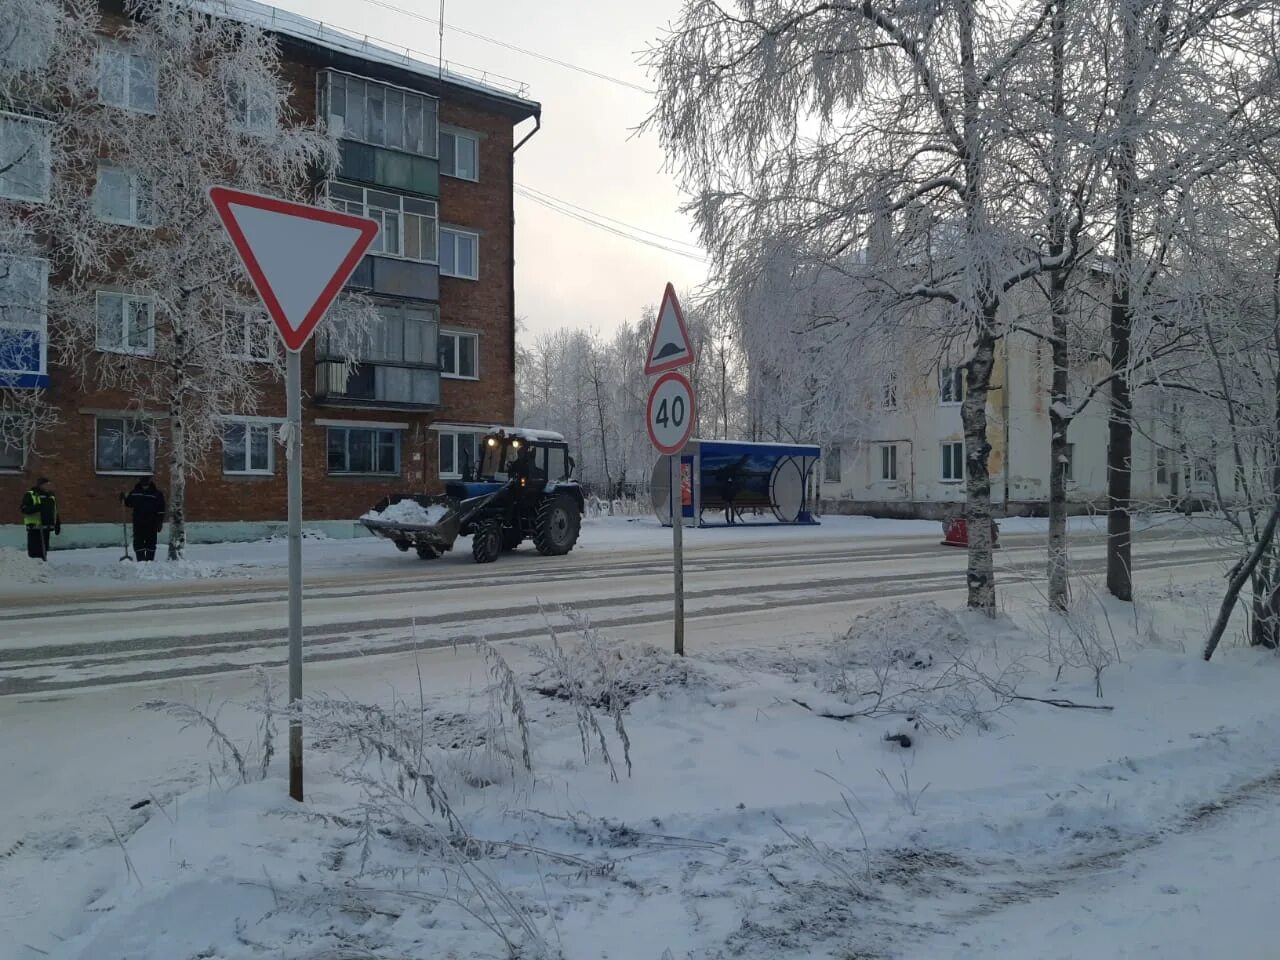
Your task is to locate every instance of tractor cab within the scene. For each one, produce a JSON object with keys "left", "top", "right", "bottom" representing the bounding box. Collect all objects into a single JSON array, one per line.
[{"left": 451, "top": 428, "right": 575, "bottom": 497}]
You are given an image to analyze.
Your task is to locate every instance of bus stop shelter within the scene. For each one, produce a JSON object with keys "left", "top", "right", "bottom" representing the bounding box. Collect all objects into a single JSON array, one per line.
[{"left": 651, "top": 439, "right": 822, "bottom": 527}]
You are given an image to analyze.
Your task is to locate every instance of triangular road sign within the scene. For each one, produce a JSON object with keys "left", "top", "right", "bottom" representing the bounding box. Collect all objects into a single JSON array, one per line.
[
  {"left": 645, "top": 282, "right": 695, "bottom": 375},
  {"left": 209, "top": 187, "right": 380, "bottom": 352}
]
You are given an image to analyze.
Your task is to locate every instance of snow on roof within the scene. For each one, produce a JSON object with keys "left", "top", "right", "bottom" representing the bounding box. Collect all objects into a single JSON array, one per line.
[
  {"left": 191, "top": 0, "right": 539, "bottom": 115},
  {"left": 502, "top": 427, "right": 567, "bottom": 443}
]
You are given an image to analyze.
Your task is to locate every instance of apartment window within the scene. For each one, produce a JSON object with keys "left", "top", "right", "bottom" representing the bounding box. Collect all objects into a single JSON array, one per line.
[
  {"left": 223, "top": 421, "right": 274, "bottom": 475},
  {"left": 0, "top": 256, "right": 48, "bottom": 383},
  {"left": 1195, "top": 458, "right": 1212, "bottom": 484},
  {"left": 439, "top": 329, "right": 478, "bottom": 379},
  {"left": 879, "top": 444, "right": 898, "bottom": 481},
  {"left": 327, "top": 182, "right": 437, "bottom": 262},
  {"left": 941, "top": 441, "right": 965, "bottom": 482},
  {"left": 0, "top": 114, "right": 51, "bottom": 202},
  {"left": 439, "top": 429, "right": 484, "bottom": 478},
  {"left": 96, "top": 292, "right": 154, "bottom": 355},
  {"left": 224, "top": 308, "right": 273, "bottom": 362},
  {"left": 323, "top": 71, "right": 438, "bottom": 156},
  {"left": 318, "top": 305, "right": 441, "bottom": 406},
  {"left": 226, "top": 77, "right": 275, "bottom": 133},
  {"left": 327, "top": 426, "right": 400, "bottom": 475},
  {"left": 96, "top": 417, "right": 153, "bottom": 474},
  {"left": 440, "top": 128, "right": 478, "bottom": 180},
  {"left": 98, "top": 43, "right": 157, "bottom": 113},
  {"left": 0, "top": 416, "right": 25, "bottom": 470},
  {"left": 822, "top": 445, "right": 841, "bottom": 483},
  {"left": 883, "top": 372, "right": 898, "bottom": 410},
  {"left": 1156, "top": 447, "right": 1169, "bottom": 485},
  {"left": 1062, "top": 443, "right": 1075, "bottom": 482},
  {"left": 440, "top": 227, "right": 479, "bottom": 280},
  {"left": 94, "top": 166, "right": 154, "bottom": 226},
  {"left": 940, "top": 366, "right": 964, "bottom": 405}
]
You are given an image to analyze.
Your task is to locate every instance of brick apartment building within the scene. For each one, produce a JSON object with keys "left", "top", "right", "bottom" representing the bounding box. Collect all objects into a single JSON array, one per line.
[{"left": 0, "top": 0, "right": 541, "bottom": 546}]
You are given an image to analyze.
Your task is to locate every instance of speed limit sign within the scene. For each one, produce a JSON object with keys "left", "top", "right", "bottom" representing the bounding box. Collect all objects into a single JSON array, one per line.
[{"left": 647, "top": 370, "right": 696, "bottom": 455}]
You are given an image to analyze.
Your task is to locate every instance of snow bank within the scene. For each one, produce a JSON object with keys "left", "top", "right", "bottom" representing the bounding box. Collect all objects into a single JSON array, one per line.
[
  {"left": 0, "top": 547, "right": 51, "bottom": 585},
  {"left": 834, "top": 598, "right": 968, "bottom": 669},
  {"left": 360, "top": 498, "right": 450, "bottom": 526}
]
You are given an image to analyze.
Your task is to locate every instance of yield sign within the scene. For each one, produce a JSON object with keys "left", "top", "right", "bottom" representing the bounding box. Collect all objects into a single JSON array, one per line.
[
  {"left": 645, "top": 282, "right": 695, "bottom": 375},
  {"left": 209, "top": 187, "right": 380, "bottom": 352}
]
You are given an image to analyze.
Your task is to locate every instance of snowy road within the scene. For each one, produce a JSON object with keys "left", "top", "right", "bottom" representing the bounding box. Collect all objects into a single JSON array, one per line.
[{"left": 0, "top": 529, "right": 1226, "bottom": 695}]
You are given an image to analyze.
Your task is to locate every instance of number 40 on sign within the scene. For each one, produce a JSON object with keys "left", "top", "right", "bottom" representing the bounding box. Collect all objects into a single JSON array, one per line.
[{"left": 647, "top": 370, "right": 696, "bottom": 456}]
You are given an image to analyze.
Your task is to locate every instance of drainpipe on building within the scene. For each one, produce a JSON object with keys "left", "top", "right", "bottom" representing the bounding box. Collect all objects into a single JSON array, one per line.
[{"left": 510, "top": 113, "right": 542, "bottom": 381}]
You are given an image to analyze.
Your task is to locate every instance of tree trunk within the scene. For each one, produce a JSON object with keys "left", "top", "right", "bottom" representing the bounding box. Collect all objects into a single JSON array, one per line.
[
  {"left": 168, "top": 405, "right": 186, "bottom": 561},
  {"left": 963, "top": 326, "right": 998, "bottom": 615}
]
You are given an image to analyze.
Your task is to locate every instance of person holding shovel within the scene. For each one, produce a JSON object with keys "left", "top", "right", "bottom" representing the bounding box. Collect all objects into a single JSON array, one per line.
[
  {"left": 20, "top": 476, "right": 60, "bottom": 561},
  {"left": 122, "top": 477, "right": 165, "bottom": 562}
]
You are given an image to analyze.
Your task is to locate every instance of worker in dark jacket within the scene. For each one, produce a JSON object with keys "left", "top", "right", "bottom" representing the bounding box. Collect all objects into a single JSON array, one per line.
[
  {"left": 20, "top": 477, "right": 60, "bottom": 560},
  {"left": 122, "top": 477, "right": 165, "bottom": 562}
]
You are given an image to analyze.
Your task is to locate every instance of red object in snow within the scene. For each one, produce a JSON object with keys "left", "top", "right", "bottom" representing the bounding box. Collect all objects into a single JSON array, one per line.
[{"left": 940, "top": 516, "right": 1000, "bottom": 548}]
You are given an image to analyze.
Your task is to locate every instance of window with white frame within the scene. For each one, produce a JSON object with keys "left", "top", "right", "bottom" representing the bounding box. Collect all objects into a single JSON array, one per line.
[
  {"left": 440, "top": 128, "right": 478, "bottom": 180},
  {"left": 98, "top": 43, "right": 157, "bottom": 113},
  {"left": 438, "top": 329, "right": 478, "bottom": 379},
  {"left": 223, "top": 420, "right": 275, "bottom": 475},
  {"left": 96, "top": 291, "right": 154, "bottom": 355},
  {"left": 321, "top": 71, "right": 439, "bottom": 157},
  {"left": 882, "top": 372, "right": 898, "bottom": 409},
  {"left": 879, "top": 444, "right": 898, "bottom": 481},
  {"left": 326, "top": 426, "right": 400, "bottom": 475},
  {"left": 1195, "top": 457, "right": 1213, "bottom": 484},
  {"left": 939, "top": 366, "right": 964, "bottom": 405},
  {"left": 327, "top": 182, "right": 437, "bottom": 262},
  {"left": 1062, "top": 443, "right": 1075, "bottom": 482},
  {"left": 822, "top": 445, "right": 841, "bottom": 483},
  {"left": 0, "top": 256, "right": 48, "bottom": 383},
  {"left": 1156, "top": 447, "right": 1169, "bottom": 485},
  {"left": 440, "top": 227, "right": 478, "bottom": 280},
  {"left": 438, "top": 429, "right": 484, "bottom": 479},
  {"left": 96, "top": 416, "right": 153, "bottom": 474},
  {"left": 226, "top": 76, "right": 275, "bottom": 133},
  {"left": 0, "top": 114, "right": 51, "bottom": 203},
  {"left": 94, "top": 166, "right": 154, "bottom": 226},
  {"left": 0, "top": 415, "right": 25, "bottom": 470},
  {"left": 941, "top": 441, "right": 964, "bottom": 482},
  {"left": 223, "top": 308, "right": 273, "bottom": 362}
]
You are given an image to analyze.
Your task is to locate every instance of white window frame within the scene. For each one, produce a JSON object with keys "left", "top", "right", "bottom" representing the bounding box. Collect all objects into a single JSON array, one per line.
[
  {"left": 440, "top": 126, "right": 479, "bottom": 181},
  {"left": 939, "top": 366, "right": 964, "bottom": 406},
  {"left": 0, "top": 255, "right": 49, "bottom": 383},
  {"left": 222, "top": 418, "right": 276, "bottom": 476},
  {"left": 440, "top": 226, "right": 479, "bottom": 280},
  {"left": 223, "top": 307, "right": 274, "bottom": 362},
  {"left": 822, "top": 445, "right": 841, "bottom": 483},
  {"left": 321, "top": 69, "right": 439, "bottom": 158},
  {"left": 326, "top": 425, "right": 401, "bottom": 476},
  {"left": 0, "top": 112, "right": 51, "bottom": 203},
  {"left": 97, "top": 41, "right": 157, "bottom": 114},
  {"left": 95, "top": 290, "right": 155, "bottom": 356},
  {"left": 1156, "top": 447, "right": 1169, "bottom": 485},
  {"left": 882, "top": 372, "right": 898, "bottom": 410},
  {"left": 0, "top": 415, "right": 26, "bottom": 472},
  {"left": 326, "top": 182, "right": 437, "bottom": 264},
  {"left": 439, "top": 328, "right": 479, "bottom": 380},
  {"left": 94, "top": 165, "right": 155, "bottom": 227},
  {"left": 1062, "top": 442, "right": 1075, "bottom": 483},
  {"left": 941, "top": 441, "right": 965, "bottom": 482},
  {"left": 438, "top": 428, "right": 484, "bottom": 480},
  {"left": 1194, "top": 457, "right": 1213, "bottom": 484},
  {"left": 879, "top": 443, "right": 898, "bottom": 482},
  {"left": 94, "top": 416, "right": 155, "bottom": 476},
  {"left": 226, "top": 76, "right": 275, "bottom": 134}
]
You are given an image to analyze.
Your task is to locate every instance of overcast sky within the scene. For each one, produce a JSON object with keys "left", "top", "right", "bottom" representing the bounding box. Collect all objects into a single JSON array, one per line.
[{"left": 273, "top": 0, "right": 706, "bottom": 338}]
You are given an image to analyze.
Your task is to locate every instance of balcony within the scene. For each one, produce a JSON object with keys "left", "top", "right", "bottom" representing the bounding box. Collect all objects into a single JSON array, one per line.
[
  {"left": 347, "top": 253, "right": 438, "bottom": 301},
  {"left": 314, "top": 360, "right": 440, "bottom": 410},
  {"left": 314, "top": 304, "right": 442, "bottom": 411}
]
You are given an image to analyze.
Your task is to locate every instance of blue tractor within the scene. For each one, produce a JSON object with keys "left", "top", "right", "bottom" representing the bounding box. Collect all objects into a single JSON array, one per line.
[{"left": 361, "top": 428, "right": 584, "bottom": 564}]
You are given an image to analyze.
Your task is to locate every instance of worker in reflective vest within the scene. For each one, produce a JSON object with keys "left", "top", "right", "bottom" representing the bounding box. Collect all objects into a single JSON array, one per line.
[{"left": 20, "top": 476, "right": 61, "bottom": 561}]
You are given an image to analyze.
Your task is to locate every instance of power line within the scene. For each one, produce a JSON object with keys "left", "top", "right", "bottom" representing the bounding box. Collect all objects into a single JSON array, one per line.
[
  {"left": 515, "top": 181, "right": 704, "bottom": 251},
  {"left": 515, "top": 188, "right": 708, "bottom": 263},
  {"left": 350, "top": 0, "right": 654, "bottom": 95}
]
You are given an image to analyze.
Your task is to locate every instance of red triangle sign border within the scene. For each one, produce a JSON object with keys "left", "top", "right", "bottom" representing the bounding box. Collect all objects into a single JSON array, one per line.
[
  {"left": 645, "top": 282, "right": 696, "bottom": 376},
  {"left": 209, "top": 186, "right": 380, "bottom": 353}
]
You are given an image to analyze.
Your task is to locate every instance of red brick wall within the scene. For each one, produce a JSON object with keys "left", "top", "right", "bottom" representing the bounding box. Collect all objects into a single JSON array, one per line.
[{"left": 2, "top": 37, "right": 524, "bottom": 527}]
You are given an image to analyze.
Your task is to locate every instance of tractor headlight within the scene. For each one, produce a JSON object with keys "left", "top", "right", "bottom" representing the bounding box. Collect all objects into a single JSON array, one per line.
[
  {"left": 511, "top": 440, "right": 520, "bottom": 449},
  {"left": 487, "top": 438, "right": 497, "bottom": 447}
]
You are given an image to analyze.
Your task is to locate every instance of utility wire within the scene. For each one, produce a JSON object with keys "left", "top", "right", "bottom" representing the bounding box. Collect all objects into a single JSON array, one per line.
[
  {"left": 349, "top": 0, "right": 655, "bottom": 95},
  {"left": 515, "top": 188, "right": 708, "bottom": 262},
  {"left": 516, "top": 181, "right": 704, "bottom": 252}
]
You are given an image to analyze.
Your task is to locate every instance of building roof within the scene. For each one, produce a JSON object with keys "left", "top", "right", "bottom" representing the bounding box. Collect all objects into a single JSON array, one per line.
[{"left": 191, "top": 0, "right": 540, "bottom": 121}]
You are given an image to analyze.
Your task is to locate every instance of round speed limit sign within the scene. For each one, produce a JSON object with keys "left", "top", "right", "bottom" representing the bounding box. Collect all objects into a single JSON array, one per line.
[{"left": 647, "top": 370, "right": 696, "bottom": 455}]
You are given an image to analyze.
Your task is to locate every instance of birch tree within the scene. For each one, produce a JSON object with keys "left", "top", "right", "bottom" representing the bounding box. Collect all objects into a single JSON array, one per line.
[{"left": 40, "top": 0, "right": 371, "bottom": 558}]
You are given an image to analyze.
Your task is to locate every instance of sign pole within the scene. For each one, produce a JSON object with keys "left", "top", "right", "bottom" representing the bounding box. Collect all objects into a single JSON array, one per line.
[
  {"left": 286, "top": 348, "right": 304, "bottom": 802},
  {"left": 671, "top": 453, "right": 685, "bottom": 656}
]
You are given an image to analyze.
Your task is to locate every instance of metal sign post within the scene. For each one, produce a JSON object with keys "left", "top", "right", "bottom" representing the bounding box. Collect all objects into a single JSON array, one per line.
[
  {"left": 209, "top": 187, "right": 379, "bottom": 801},
  {"left": 646, "top": 286, "right": 697, "bottom": 657}
]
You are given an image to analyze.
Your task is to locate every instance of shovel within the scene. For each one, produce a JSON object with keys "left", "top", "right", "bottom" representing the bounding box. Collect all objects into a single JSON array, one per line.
[{"left": 119, "top": 499, "right": 133, "bottom": 562}]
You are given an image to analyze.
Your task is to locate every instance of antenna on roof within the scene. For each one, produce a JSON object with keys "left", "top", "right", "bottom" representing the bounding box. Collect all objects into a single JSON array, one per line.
[{"left": 437, "top": 0, "right": 445, "bottom": 79}]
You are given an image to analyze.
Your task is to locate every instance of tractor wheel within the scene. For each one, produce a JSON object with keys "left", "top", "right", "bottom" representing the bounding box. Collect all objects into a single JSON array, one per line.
[
  {"left": 533, "top": 494, "right": 581, "bottom": 556},
  {"left": 502, "top": 528, "right": 524, "bottom": 551},
  {"left": 415, "top": 544, "right": 439, "bottom": 560},
  {"left": 393, "top": 539, "right": 412, "bottom": 552},
  {"left": 472, "top": 522, "right": 502, "bottom": 564}
]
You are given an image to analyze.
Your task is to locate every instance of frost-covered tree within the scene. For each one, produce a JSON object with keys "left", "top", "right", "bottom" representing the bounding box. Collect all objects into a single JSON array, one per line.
[{"left": 39, "top": 0, "right": 373, "bottom": 558}]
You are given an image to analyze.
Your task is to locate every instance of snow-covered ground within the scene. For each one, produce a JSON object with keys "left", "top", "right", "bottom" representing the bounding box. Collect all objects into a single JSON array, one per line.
[{"left": 3, "top": 520, "right": 1273, "bottom": 960}]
